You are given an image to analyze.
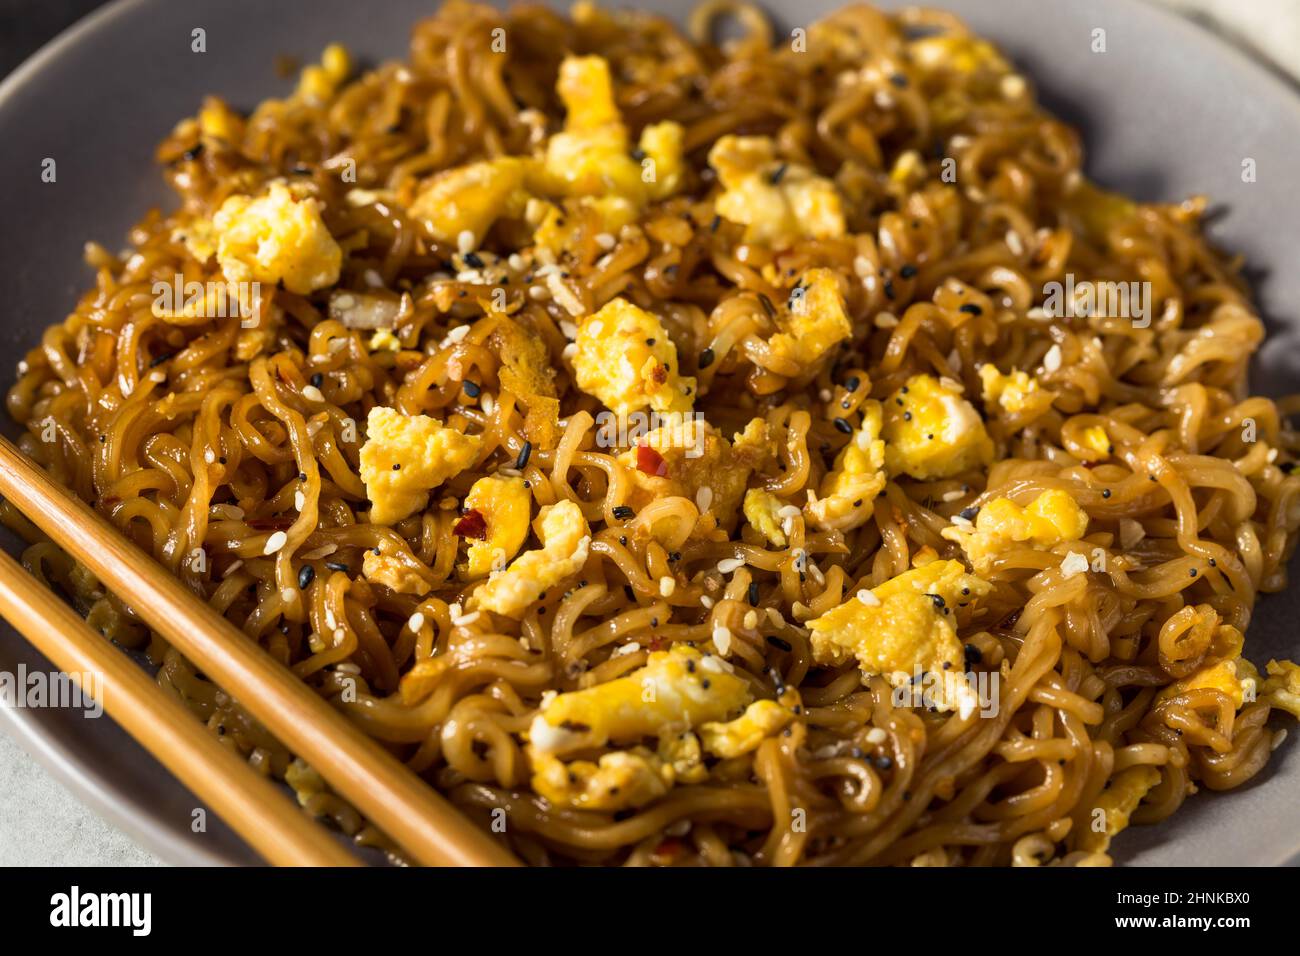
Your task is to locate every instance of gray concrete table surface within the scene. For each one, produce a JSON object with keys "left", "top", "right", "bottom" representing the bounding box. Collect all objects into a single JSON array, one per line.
[{"left": 0, "top": 0, "right": 1296, "bottom": 867}]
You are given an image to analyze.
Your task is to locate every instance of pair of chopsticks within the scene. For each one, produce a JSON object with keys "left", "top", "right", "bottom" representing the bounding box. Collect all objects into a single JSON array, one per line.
[{"left": 0, "top": 434, "right": 516, "bottom": 867}]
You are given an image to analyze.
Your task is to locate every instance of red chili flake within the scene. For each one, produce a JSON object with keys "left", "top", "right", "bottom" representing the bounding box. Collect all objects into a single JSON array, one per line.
[
  {"left": 652, "top": 837, "right": 684, "bottom": 861},
  {"left": 636, "top": 442, "right": 668, "bottom": 477},
  {"left": 647, "top": 636, "right": 666, "bottom": 652},
  {"left": 453, "top": 508, "right": 488, "bottom": 540}
]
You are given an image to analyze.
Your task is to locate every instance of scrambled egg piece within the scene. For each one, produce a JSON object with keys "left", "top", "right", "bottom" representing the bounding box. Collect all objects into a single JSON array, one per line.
[
  {"left": 362, "top": 550, "right": 429, "bottom": 596},
  {"left": 698, "top": 698, "right": 795, "bottom": 759},
  {"left": 658, "top": 731, "right": 708, "bottom": 783},
  {"left": 541, "top": 55, "right": 683, "bottom": 202},
  {"left": 461, "top": 475, "right": 531, "bottom": 579},
  {"left": 1079, "top": 425, "right": 1112, "bottom": 461},
  {"left": 531, "top": 194, "right": 638, "bottom": 258},
  {"left": 1159, "top": 660, "right": 1254, "bottom": 710},
  {"left": 708, "top": 135, "right": 845, "bottom": 246},
  {"left": 979, "top": 365, "right": 1054, "bottom": 420},
  {"left": 197, "top": 96, "right": 244, "bottom": 143},
  {"left": 531, "top": 749, "right": 671, "bottom": 811},
  {"left": 1262, "top": 660, "right": 1300, "bottom": 718},
  {"left": 618, "top": 417, "right": 772, "bottom": 527},
  {"left": 472, "top": 500, "right": 591, "bottom": 618},
  {"left": 743, "top": 488, "right": 788, "bottom": 547},
  {"left": 296, "top": 43, "right": 351, "bottom": 103},
  {"left": 1077, "top": 766, "right": 1161, "bottom": 853},
  {"left": 768, "top": 269, "right": 853, "bottom": 369},
  {"left": 359, "top": 407, "right": 482, "bottom": 525},
  {"left": 369, "top": 328, "right": 401, "bottom": 352},
  {"left": 909, "top": 35, "right": 1010, "bottom": 77},
  {"left": 808, "top": 400, "right": 886, "bottom": 531},
  {"left": 409, "top": 157, "right": 532, "bottom": 245},
  {"left": 942, "top": 489, "right": 1090, "bottom": 574},
  {"left": 211, "top": 183, "right": 342, "bottom": 294},
  {"left": 528, "top": 644, "right": 751, "bottom": 755},
  {"left": 807, "top": 560, "right": 991, "bottom": 715},
  {"left": 882, "top": 374, "right": 993, "bottom": 480},
  {"left": 572, "top": 298, "right": 695, "bottom": 417}
]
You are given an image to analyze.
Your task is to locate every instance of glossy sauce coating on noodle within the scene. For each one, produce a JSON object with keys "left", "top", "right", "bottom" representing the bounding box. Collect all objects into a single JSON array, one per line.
[{"left": 7, "top": 1, "right": 1300, "bottom": 866}]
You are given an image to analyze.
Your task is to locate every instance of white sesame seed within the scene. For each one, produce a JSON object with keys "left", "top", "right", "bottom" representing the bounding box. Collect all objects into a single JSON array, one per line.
[
  {"left": 264, "top": 531, "right": 288, "bottom": 555},
  {"left": 695, "top": 486, "right": 714, "bottom": 513},
  {"left": 561, "top": 343, "right": 578, "bottom": 361},
  {"left": 528, "top": 284, "right": 550, "bottom": 301},
  {"left": 1005, "top": 230, "right": 1025, "bottom": 256},
  {"left": 295, "top": 490, "right": 305, "bottom": 511},
  {"left": 280, "top": 587, "right": 296, "bottom": 603},
  {"left": 446, "top": 324, "right": 471, "bottom": 344},
  {"left": 204, "top": 448, "right": 215, "bottom": 464},
  {"left": 1060, "top": 551, "right": 1089, "bottom": 578},
  {"left": 407, "top": 612, "right": 425, "bottom": 632},
  {"left": 713, "top": 624, "right": 733, "bottom": 656},
  {"left": 856, "top": 589, "right": 881, "bottom": 607},
  {"left": 457, "top": 230, "right": 475, "bottom": 255},
  {"left": 875, "top": 312, "right": 900, "bottom": 329},
  {"left": 942, "top": 488, "right": 966, "bottom": 502},
  {"left": 324, "top": 607, "right": 337, "bottom": 630},
  {"left": 452, "top": 610, "right": 481, "bottom": 627},
  {"left": 221, "top": 560, "right": 244, "bottom": 579},
  {"left": 743, "top": 610, "right": 759, "bottom": 630},
  {"left": 482, "top": 393, "right": 496, "bottom": 415},
  {"left": 659, "top": 576, "right": 677, "bottom": 597},
  {"left": 548, "top": 273, "right": 585, "bottom": 316},
  {"left": 777, "top": 505, "right": 801, "bottom": 519},
  {"left": 558, "top": 319, "right": 578, "bottom": 340},
  {"left": 700, "top": 595, "right": 714, "bottom": 609},
  {"left": 853, "top": 256, "right": 873, "bottom": 278},
  {"left": 302, "top": 385, "right": 325, "bottom": 403},
  {"left": 595, "top": 232, "right": 616, "bottom": 250},
  {"left": 765, "top": 607, "right": 786, "bottom": 627},
  {"left": 1043, "top": 344, "right": 1063, "bottom": 373},
  {"left": 865, "top": 727, "right": 888, "bottom": 745},
  {"left": 612, "top": 642, "right": 640, "bottom": 657},
  {"left": 717, "top": 557, "right": 745, "bottom": 574}
]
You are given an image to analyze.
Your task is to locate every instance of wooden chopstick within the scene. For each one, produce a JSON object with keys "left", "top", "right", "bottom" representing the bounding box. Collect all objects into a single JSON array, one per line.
[
  {"left": 0, "top": 435, "right": 517, "bottom": 867},
  {"left": 0, "top": 548, "right": 359, "bottom": 866}
]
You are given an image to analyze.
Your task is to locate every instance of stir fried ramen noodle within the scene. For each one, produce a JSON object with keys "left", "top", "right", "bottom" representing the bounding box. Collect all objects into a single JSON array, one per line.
[{"left": 7, "top": 1, "right": 1300, "bottom": 866}]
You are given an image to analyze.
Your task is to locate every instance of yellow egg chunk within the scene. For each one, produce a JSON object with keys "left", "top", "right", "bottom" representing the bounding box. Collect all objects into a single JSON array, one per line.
[
  {"left": 409, "top": 157, "right": 532, "bottom": 246},
  {"left": 572, "top": 298, "right": 695, "bottom": 417},
  {"left": 460, "top": 475, "right": 531, "bottom": 579},
  {"left": 807, "top": 560, "right": 991, "bottom": 715},
  {"left": 979, "top": 364, "right": 1054, "bottom": 420},
  {"left": 882, "top": 374, "right": 993, "bottom": 480},
  {"left": 658, "top": 732, "right": 708, "bottom": 783},
  {"left": 359, "top": 406, "right": 481, "bottom": 525},
  {"left": 1261, "top": 660, "right": 1300, "bottom": 718},
  {"left": 617, "top": 416, "right": 772, "bottom": 527},
  {"left": 941, "top": 489, "right": 1089, "bottom": 574},
  {"left": 362, "top": 550, "right": 430, "bottom": 596},
  {"left": 708, "top": 134, "right": 845, "bottom": 246},
  {"left": 530, "top": 749, "right": 672, "bottom": 811},
  {"left": 472, "top": 500, "right": 591, "bottom": 618},
  {"left": 1077, "top": 766, "right": 1162, "bottom": 854},
  {"left": 1080, "top": 425, "right": 1112, "bottom": 460},
  {"left": 743, "top": 488, "right": 788, "bottom": 547},
  {"left": 768, "top": 269, "right": 853, "bottom": 369},
  {"left": 531, "top": 195, "right": 638, "bottom": 259},
  {"left": 528, "top": 644, "right": 752, "bottom": 755},
  {"left": 808, "top": 400, "right": 886, "bottom": 531},
  {"left": 699, "top": 698, "right": 795, "bottom": 759},
  {"left": 212, "top": 183, "right": 342, "bottom": 295},
  {"left": 1158, "top": 659, "right": 1254, "bottom": 710},
  {"left": 541, "top": 55, "right": 684, "bottom": 203}
]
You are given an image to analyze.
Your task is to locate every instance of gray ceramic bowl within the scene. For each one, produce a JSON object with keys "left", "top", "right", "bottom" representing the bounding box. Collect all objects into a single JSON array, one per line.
[{"left": 0, "top": 0, "right": 1297, "bottom": 866}]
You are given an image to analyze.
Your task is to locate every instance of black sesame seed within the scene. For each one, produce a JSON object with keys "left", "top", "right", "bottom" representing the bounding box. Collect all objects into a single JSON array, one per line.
[
  {"left": 462, "top": 380, "right": 481, "bottom": 398},
  {"left": 884, "top": 279, "right": 896, "bottom": 300},
  {"left": 845, "top": 376, "right": 861, "bottom": 392},
  {"left": 964, "top": 642, "right": 982, "bottom": 665},
  {"left": 899, "top": 264, "right": 918, "bottom": 279},
  {"left": 613, "top": 505, "right": 635, "bottom": 520},
  {"left": 698, "top": 347, "right": 716, "bottom": 369},
  {"left": 1101, "top": 489, "right": 1111, "bottom": 499},
  {"left": 890, "top": 73, "right": 908, "bottom": 88},
  {"left": 766, "top": 636, "right": 792, "bottom": 652},
  {"left": 325, "top": 561, "right": 349, "bottom": 572},
  {"left": 768, "top": 163, "right": 788, "bottom": 185},
  {"left": 462, "top": 251, "right": 485, "bottom": 269},
  {"left": 310, "top": 372, "right": 323, "bottom": 388},
  {"left": 959, "top": 506, "right": 979, "bottom": 520},
  {"left": 757, "top": 294, "right": 776, "bottom": 318},
  {"left": 709, "top": 215, "right": 721, "bottom": 233},
  {"left": 748, "top": 581, "right": 759, "bottom": 606},
  {"left": 959, "top": 303, "right": 983, "bottom": 315},
  {"left": 903, "top": 411, "right": 913, "bottom": 421},
  {"left": 1190, "top": 568, "right": 1198, "bottom": 577},
  {"left": 297, "top": 565, "right": 315, "bottom": 589},
  {"left": 515, "top": 441, "right": 532, "bottom": 470},
  {"left": 392, "top": 463, "right": 400, "bottom": 470},
  {"left": 833, "top": 417, "right": 853, "bottom": 435}
]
